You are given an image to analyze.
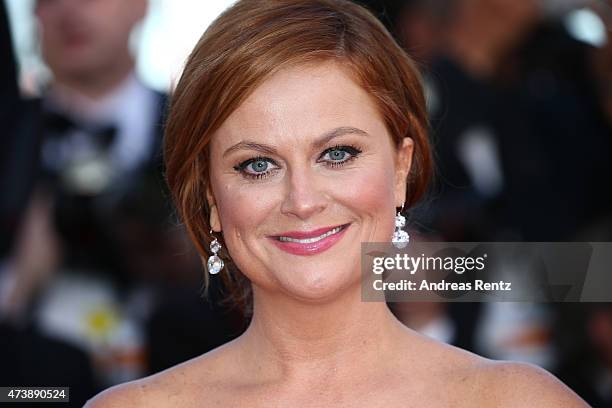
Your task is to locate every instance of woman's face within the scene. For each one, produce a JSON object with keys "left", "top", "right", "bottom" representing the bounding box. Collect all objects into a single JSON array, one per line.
[{"left": 208, "top": 62, "right": 413, "bottom": 301}]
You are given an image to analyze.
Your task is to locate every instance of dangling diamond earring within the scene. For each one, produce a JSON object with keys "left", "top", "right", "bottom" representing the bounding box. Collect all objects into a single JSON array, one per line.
[
  {"left": 392, "top": 205, "right": 409, "bottom": 249},
  {"left": 207, "top": 231, "right": 224, "bottom": 275}
]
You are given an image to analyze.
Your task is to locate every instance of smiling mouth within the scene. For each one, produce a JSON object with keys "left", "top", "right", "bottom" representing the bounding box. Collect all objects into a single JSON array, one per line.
[
  {"left": 269, "top": 223, "right": 351, "bottom": 256},
  {"left": 277, "top": 224, "right": 348, "bottom": 244},
  {"left": 273, "top": 223, "right": 350, "bottom": 244}
]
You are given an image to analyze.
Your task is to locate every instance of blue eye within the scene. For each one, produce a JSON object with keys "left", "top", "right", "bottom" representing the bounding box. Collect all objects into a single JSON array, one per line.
[
  {"left": 319, "top": 145, "right": 362, "bottom": 166},
  {"left": 247, "top": 159, "right": 270, "bottom": 173},
  {"left": 327, "top": 149, "right": 347, "bottom": 161},
  {"left": 234, "top": 157, "right": 279, "bottom": 179}
]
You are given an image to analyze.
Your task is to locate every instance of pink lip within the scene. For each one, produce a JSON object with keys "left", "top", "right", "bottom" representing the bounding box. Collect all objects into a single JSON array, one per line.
[{"left": 268, "top": 223, "right": 350, "bottom": 256}]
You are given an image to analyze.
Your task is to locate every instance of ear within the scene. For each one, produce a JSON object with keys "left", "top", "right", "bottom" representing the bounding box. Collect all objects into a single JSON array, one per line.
[
  {"left": 394, "top": 137, "right": 414, "bottom": 208},
  {"left": 206, "top": 184, "right": 222, "bottom": 232}
]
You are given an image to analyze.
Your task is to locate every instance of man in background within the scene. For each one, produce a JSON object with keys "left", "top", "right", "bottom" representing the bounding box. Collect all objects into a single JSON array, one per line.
[{"left": 2, "top": 0, "right": 239, "bottom": 398}]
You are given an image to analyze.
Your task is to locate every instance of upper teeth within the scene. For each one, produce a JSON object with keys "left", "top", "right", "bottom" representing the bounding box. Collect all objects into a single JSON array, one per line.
[{"left": 279, "top": 226, "right": 343, "bottom": 243}]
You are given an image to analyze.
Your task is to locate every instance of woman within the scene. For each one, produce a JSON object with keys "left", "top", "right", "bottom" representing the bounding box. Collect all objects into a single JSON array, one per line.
[{"left": 87, "top": 0, "right": 587, "bottom": 406}]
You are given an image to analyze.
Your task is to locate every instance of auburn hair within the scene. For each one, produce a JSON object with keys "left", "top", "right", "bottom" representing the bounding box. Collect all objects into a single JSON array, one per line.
[{"left": 164, "top": 0, "right": 432, "bottom": 313}]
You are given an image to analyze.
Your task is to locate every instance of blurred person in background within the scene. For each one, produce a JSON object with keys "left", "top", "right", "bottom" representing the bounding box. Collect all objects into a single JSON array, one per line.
[
  {"left": 363, "top": 0, "right": 612, "bottom": 241},
  {"left": 364, "top": 0, "right": 549, "bottom": 366},
  {"left": 363, "top": 0, "right": 546, "bottom": 367},
  {"left": 0, "top": 0, "right": 241, "bottom": 399},
  {"left": 362, "top": 2, "right": 612, "bottom": 405}
]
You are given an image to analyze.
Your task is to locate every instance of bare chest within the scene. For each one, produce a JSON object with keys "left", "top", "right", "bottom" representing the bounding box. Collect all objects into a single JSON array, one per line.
[{"left": 167, "top": 376, "right": 478, "bottom": 408}]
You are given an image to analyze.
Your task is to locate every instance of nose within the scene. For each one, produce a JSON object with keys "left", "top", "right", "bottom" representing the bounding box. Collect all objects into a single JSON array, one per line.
[{"left": 280, "top": 166, "right": 328, "bottom": 221}]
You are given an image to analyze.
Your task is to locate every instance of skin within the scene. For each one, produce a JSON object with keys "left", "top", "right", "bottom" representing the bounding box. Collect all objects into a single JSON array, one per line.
[
  {"left": 86, "top": 62, "right": 589, "bottom": 407},
  {"left": 34, "top": 0, "right": 147, "bottom": 98}
]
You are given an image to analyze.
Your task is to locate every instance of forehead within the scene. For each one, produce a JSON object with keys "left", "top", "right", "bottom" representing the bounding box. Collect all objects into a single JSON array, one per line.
[{"left": 212, "top": 61, "right": 388, "bottom": 148}]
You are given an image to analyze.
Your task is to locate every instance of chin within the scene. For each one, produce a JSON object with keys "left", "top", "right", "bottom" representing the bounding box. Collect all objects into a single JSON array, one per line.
[{"left": 273, "top": 261, "right": 360, "bottom": 303}]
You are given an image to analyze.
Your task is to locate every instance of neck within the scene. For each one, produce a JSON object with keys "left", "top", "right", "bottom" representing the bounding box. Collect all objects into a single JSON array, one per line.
[
  {"left": 238, "top": 282, "right": 408, "bottom": 384},
  {"left": 52, "top": 55, "right": 135, "bottom": 100}
]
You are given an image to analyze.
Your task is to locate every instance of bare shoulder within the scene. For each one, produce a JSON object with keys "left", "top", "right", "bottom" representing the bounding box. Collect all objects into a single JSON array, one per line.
[
  {"left": 85, "top": 340, "right": 239, "bottom": 408},
  {"left": 400, "top": 332, "right": 588, "bottom": 407},
  {"left": 84, "top": 379, "right": 148, "bottom": 408},
  {"left": 475, "top": 360, "right": 590, "bottom": 407}
]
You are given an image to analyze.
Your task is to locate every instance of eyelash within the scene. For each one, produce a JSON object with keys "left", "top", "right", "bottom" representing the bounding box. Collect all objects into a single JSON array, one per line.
[{"left": 233, "top": 144, "right": 363, "bottom": 180}]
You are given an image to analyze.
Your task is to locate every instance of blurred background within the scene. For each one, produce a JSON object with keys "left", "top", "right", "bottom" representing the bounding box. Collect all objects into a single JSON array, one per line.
[{"left": 1, "top": 0, "right": 611, "bottom": 406}]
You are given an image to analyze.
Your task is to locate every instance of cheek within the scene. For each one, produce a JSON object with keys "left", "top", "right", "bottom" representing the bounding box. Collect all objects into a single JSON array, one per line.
[
  {"left": 333, "top": 160, "right": 397, "bottom": 238},
  {"left": 342, "top": 167, "right": 394, "bottom": 207},
  {"left": 213, "top": 180, "right": 279, "bottom": 236}
]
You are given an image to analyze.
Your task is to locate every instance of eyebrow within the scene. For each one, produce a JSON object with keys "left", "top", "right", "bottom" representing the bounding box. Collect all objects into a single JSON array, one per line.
[{"left": 222, "top": 126, "right": 370, "bottom": 158}]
